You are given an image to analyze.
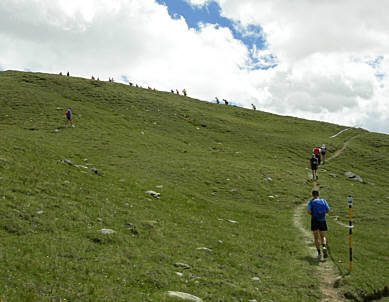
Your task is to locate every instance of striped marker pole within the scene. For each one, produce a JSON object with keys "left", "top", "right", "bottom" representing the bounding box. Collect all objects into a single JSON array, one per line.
[{"left": 347, "top": 195, "right": 353, "bottom": 273}]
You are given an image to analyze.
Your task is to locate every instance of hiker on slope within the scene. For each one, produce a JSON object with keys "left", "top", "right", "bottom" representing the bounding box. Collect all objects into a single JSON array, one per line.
[
  {"left": 320, "top": 144, "right": 327, "bottom": 164},
  {"left": 307, "top": 190, "right": 330, "bottom": 260},
  {"left": 309, "top": 153, "right": 319, "bottom": 180},
  {"left": 313, "top": 146, "right": 321, "bottom": 165},
  {"left": 65, "top": 108, "right": 74, "bottom": 128}
]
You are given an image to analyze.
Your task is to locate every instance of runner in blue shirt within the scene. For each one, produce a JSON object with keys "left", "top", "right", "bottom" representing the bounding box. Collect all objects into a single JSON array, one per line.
[
  {"left": 65, "top": 108, "right": 73, "bottom": 128},
  {"left": 307, "top": 190, "right": 330, "bottom": 259}
]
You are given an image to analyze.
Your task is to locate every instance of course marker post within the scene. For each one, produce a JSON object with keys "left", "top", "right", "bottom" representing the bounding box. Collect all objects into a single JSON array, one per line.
[{"left": 347, "top": 195, "right": 353, "bottom": 273}]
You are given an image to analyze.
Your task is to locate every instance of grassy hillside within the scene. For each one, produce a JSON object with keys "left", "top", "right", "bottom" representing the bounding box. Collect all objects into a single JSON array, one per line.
[{"left": 0, "top": 70, "right": 388, "bottom": 302}]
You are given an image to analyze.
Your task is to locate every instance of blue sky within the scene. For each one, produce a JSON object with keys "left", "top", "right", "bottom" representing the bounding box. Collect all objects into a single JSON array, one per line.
[{"left": 156, "top": 0, "right": 275, "bottom": 70}]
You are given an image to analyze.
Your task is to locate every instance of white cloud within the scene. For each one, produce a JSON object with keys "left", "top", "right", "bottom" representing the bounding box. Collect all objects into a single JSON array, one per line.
[
  {"left": 205, "top": 0, "right": 389, "bottom": 133},
  {"left": 0, "top": 0, "right": 388, "bottom": 134}
]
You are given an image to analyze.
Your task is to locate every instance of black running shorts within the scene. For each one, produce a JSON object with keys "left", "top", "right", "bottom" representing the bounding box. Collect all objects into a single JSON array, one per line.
[{"left": 311, "top": 219, "right": 328, "bottom": 231}]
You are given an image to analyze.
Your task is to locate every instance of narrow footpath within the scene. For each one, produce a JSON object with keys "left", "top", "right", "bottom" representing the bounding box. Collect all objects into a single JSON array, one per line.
[{"left": 293, "top": 133, "right": 360, "bottom": 301}]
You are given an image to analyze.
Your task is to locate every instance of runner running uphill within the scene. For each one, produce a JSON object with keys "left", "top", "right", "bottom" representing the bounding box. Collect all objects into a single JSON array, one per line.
[
  {"left": 307, "top": 190, "right": 330, "bottom": 259},
  {"left": 309, "top": 154, "right": 319, "bottom": 180},
  {"left": 313, "top": 146, "right": 321, "bottom": 165},
  {"left": 320, "top": 144, "right": 327, "bottom": 164}
]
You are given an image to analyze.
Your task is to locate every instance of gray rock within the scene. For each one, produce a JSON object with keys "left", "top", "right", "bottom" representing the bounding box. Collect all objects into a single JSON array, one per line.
[
  {"left": 226, "top": 219, "right": 238, "bottom": 224},
  {"left": 156, "top": 185, "right": 163, "bottom": 189},
  {"left": 344, "top": 172, "right": 364, "bottom": 183},
  {"left": 125, "top": 222, "right": 138, "bottom": 234},
  {"left": 230, "top": 188, "right": 238, "bottom": 193},
  {"left": 60, "top": 159, "right": 73, "bottom": 166},
  {"left": 249, "top": 300, "right": 258, "bottom": 302},
  {"left": 329, "top": 173, "right": 337, "bottom": 178},
  {"left": 344, "top": 172, "right": 356, "bottom": 178},
  {"left": 100, "top": 229, "right": 115, "bottom": 234},
  {"left": 166, "top": 291, "right": 203, "bottom": 302},
  {"left": 264, "top": 177, "right": 272, "bottom": 183},
  {"left": 175, "top": 272, "right": 184, "bottom": 277},
  {"left": 196, "top": 247, "right": 212, "bottom": 252},
  {"left": 36, "top": 210, "right": 44, "bottom": 215},
  {"left": 174, "top": 263, "right": 191, "bottom": 269},
  {"left": 251, "top": 277, "right": 262, "bottom": 283},
  {"left": 145, "top": 190, "right": 160, "bottom": 198},
  {"left": 141, "top": 220, "right": 158, "bottom": 229},
  {"left": 90, "top": 168, "right": 98, "bottom": 174},
  {"left": 74, "top": 165, "right": 88, "bottom": 169},
  {"left": 97, "top": 218, "right": 103, "bottom": 222}
]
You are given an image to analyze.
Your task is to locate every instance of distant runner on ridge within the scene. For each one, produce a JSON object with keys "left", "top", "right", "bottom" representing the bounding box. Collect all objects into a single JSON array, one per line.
[{"left": 307, "top": 190, "right": 330, "bottom": 260}]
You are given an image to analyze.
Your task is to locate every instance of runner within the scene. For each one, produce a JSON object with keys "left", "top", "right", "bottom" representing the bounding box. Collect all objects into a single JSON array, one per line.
[
  {"left": 320, "top": 144, "right": 327, "bottom": 164},
  {"left": 313, "top": 146, "right": 321, "bottom": 165},
  {"left": 309, "top": 153, "right": 319, "bottom": 180},
  {"left": 307, "top": 190, "right": 330, "bottom": 259},
  {"left": 65, "top": 108, "right": 73, "bottom": 128}
]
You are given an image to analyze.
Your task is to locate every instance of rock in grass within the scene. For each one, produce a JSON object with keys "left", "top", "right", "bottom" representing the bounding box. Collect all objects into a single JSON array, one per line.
[
  {"left": 251, "top": 277, "right": 262, "bottom": 283},
  {"left": 264, "top": 177, "right": 272, "bottom": 183},
  {"left": 329, "top": 173, "right": 337, "bottom": 178},
  {"left": 125, "top": 222, "right": 138, "bottom": 234},
  {"left": 141, "top": 220, "right": 158, "bottom": 229},
  {"left": 344, "top": 172, "right": 364, "bottom": 183},
  {"left": 100, "top": 229, "right": 115, "bottom": 234},
  {"left": 145, "top": 190, "right": 160, "bottom": 198},
  {"left": 36, "top": 210, "right": 44, "bottom": 215},
  {"left": 60, "top": 159, "right": 73, "bottom": 166},
  {"left": 166, "top": 291, "right": 203, "bottom": 302},
  {"left": 196, "top": 247, "right": 212, "bottom": 252},
  {"left": 90, "top": 168, "right": 98, "bottom": 174},
  {"left": 174, "top": 263, "right": 191, "bottom": 269},
  {"left": 226, "top": 219, "right": 238, "bottom": 224}
]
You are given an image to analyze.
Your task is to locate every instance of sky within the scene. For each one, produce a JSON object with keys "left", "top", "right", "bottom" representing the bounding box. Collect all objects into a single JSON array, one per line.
[{"left": 0, "top": 0, "right": 388, "bottom": 134}]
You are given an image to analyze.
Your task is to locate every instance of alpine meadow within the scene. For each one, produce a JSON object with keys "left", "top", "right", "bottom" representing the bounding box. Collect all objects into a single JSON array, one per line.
[{"left": 0, "top": 71, "right": 388, "bottom": 302}]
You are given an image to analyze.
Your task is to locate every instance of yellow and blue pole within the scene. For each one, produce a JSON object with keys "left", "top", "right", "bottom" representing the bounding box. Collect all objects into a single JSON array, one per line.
[{"left": 347, "top": 195, "right": 353, "bottom": 273}]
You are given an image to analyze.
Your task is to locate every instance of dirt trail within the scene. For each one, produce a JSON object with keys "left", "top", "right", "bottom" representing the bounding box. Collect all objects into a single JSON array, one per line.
[
  {"left": 327, "top": 135, "right": 360, "bottom": 161},
  {"left": 294, "top": 134, "right": 362, "bottom": 300}
]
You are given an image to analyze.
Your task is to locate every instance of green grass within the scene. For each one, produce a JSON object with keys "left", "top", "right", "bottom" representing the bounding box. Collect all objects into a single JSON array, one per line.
[{"left": 0, "top": 70, "right": 388, "bottom": 301}]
